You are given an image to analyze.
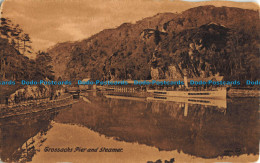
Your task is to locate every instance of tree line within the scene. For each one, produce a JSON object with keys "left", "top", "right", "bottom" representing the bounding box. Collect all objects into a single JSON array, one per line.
[{"left": 0, "top": 17, "right": 54, "bottom": 81}]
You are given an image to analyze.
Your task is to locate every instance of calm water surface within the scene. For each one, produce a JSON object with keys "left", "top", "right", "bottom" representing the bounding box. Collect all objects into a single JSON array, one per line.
[{"left": 0, "top": 92, "right": 259, "bottom": 163}]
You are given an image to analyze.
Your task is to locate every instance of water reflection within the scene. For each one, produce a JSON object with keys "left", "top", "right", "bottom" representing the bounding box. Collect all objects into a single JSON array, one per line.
[
  {"left": 0, "top": 109, "right": 63, "bottom": 162},
  {"left": 54, "top": 93, "right": 259, "bottom": 159},
  {"left": 0, "top": 93, "right": 258, "bottom": 162}
]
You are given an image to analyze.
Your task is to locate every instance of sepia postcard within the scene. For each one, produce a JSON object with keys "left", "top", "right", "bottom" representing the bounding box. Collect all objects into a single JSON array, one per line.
[{"left": 0, "top": 0, "right": 259, "bottom": 162}]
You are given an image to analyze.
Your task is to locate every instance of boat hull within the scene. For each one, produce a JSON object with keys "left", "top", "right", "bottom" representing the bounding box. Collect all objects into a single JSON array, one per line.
[
  {"left": 147, "top": 89, "right": 227, "bottom": 100},
  {"left": 147, "top": 96, "right": 227, "bottom": 108}
]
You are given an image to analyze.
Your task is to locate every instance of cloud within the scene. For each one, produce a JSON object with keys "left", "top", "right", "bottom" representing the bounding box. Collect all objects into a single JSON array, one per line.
[
  {"left": 2, "top": 0, "right": 259, "bottom": 51},
  {"left": 57, "top": 22, "right": 85, "bottom": 40}
]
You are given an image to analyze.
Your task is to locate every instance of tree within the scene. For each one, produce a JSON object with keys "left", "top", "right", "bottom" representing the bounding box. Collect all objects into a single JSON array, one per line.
[
  {"left": 0, "top": 17, "right": 12, "bottom": 38},
  {"left": 11, "top": 24, "right": 23, "bottom": 52},
  {"left": 35, "top": 51, "right": 55, "bottom": 80},
  {"left": 0, "top": 17, "right": 31, "bottom": 54},
  {"left": 20, "top": 33, "right": 32, "bottom": 55},
  {"left": 154, "top": 26, "right": 161, "bottom": 45}
]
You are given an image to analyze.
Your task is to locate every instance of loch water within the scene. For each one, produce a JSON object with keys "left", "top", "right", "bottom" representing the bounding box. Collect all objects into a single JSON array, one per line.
[{"left": 0, "top": 92, "right": 259, "bottom": 163}]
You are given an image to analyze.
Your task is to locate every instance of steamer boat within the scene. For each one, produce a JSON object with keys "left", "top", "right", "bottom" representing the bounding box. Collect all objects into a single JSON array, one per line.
[
  {"left": 147, "top": 88, "right": 227, "bottom": 100},
  {"left": 147, "top": 76, "right": 227, "bottom": 100}
]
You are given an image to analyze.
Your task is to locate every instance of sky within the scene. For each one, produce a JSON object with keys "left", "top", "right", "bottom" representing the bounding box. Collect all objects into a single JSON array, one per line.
[{"left": 1, "top": 0, "right": 259, "bottom": 52}]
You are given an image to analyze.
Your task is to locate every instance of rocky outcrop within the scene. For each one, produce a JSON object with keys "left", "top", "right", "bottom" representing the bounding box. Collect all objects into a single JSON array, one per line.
[
  {"left": 8, "top": 84, "right": 51, "bottom": 103},
  {"left": 47, "top": 6, "right": 259, "bottom": 81}
]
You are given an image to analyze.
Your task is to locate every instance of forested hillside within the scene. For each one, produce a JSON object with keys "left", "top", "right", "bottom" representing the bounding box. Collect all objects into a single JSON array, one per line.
[
  {"left": 0, "top": 18, "right": 54, "bottom": 81},
  {"left": 0, "top": 17, "right": 55, "bottom": 98},
  {"left": 48, "top": 6, "right": 259, "bottom": 82}
]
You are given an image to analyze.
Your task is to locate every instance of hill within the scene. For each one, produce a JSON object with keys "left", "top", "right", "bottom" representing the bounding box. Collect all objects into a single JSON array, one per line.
[{"left": 48, "top": 5, "right": 259, "bottom": 82}]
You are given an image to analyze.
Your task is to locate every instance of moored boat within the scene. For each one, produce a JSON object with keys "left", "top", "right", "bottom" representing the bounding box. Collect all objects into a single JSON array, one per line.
[
  {"left": 147, "top": 88, "right": 227, "bottom": 100},
  {"left": 147, "top": 96, "right": 227, "bottom": 108}
]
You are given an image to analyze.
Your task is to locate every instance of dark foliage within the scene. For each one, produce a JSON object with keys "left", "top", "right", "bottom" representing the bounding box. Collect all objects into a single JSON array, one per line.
[{"left": 48, "top": 6, "right": 259, "bottom": 82}]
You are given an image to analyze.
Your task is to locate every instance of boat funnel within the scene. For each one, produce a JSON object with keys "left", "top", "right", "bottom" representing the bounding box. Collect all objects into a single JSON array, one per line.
[{"left": 184, "top": 75, "right": 188, "bottom": 88}]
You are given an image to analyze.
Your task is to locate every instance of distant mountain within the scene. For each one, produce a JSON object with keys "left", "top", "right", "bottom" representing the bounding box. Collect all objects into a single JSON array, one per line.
[
  {"left": 47, "top": 41, "right": 76, "bottom": 80},
  {"left": 48, "top": 5, "right": 259, "bottom": 82}
]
